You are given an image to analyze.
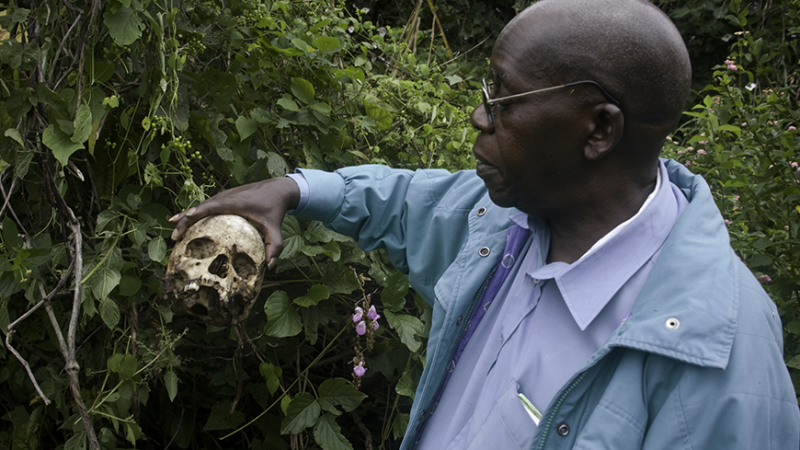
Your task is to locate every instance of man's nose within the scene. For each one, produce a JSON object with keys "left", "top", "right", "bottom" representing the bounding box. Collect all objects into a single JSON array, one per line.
[{"left": 470, "top": 104, "right": 494, "bottom": 134}]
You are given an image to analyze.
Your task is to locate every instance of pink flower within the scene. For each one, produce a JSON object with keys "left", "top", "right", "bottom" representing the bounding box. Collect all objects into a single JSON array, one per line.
[
  {"left": 356, "top": 321, "right": 367, "bottom": 335},
  {"left": 353, "top": 307, "right": 363, "bottom": 322},
  {"left": 758, "top": 274, "right": 772, "bottom": 283},
  {"left": 367, "top": 305, "right": 379, "bottom": 321},
  {"left": 372, "top": 320, "right": 380, "bottom": 330},
  {"left": 788, "top": 126, "right": 797, "bottom": 131},
  {"left": 353, "top": 360, "right": 367, "bottom": 377},
  {"left": 687, "top": 146, "right": 694, "bottom": 152},
  {"left": 698, "top": 140, "right": 709, "bottom": 145},
  {"left": 725, "top": 219, "right": 732, "bottom": 225},
  {"left": 741, "top": 122, "right": 748, "bottom": 127},
  {"left": 785, "top": 226, "right": 790, "bottom": 231},
  {"left": 791, "top": 162, "right": 798, "bottom": 168},
  {"left": 697, "top": 150, "right": 707, "bottom": 155},
  {"left": 677, "top": 150, "right": 686, "bottom": 155}
]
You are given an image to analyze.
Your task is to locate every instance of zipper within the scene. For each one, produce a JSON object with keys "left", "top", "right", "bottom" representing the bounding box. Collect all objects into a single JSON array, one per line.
[
  {"left": 534, "top": 372, "right": 587, "bottom": 450},
  {"left": 409, "top": 266, "right": 497, "bottom": 449}
]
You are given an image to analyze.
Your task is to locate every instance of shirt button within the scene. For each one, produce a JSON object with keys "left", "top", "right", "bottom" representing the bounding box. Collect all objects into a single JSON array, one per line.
[
  {"left": 456, "top": 315, "right": 462, "bottom": 325},
  {"left": 533, "top": 278, "right": 541, "bottom": 285},
  {"left": 477, "top": 207, "right": 487, "bottom": 216},
  {"left": 479, "top": 247, "right": 490, "bottom": 257},
  {"left": 557, "top": 423, "right": 570, "bottom": 436}
]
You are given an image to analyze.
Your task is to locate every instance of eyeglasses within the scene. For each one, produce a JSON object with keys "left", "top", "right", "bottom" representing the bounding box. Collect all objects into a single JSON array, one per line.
[{"left": 481, "top": 78, "right": 620, "bottom": 126}]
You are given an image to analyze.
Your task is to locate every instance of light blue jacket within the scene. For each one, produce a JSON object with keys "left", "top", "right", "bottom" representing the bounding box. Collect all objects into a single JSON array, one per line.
[{"left": 295, "top": 159, "right": 800, "bottom": 449}]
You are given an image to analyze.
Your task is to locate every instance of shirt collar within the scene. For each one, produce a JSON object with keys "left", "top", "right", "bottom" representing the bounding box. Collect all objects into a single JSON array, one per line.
[{"left": 518, "top": 162, "right": 680, "bottom": 330}]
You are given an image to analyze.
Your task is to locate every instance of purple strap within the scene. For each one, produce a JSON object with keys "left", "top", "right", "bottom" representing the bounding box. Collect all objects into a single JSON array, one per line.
[{"left": 423, "top": 224, "right": 531, "bottom": 421}]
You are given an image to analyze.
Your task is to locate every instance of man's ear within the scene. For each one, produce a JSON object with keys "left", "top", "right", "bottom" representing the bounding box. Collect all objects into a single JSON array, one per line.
[{"left": 583, "top": 103, "right": 624, "bottom": 161}]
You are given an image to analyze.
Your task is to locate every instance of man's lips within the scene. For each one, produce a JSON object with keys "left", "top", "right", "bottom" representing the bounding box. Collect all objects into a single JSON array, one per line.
[{"left": 475, "top": 159, "right": 499, "bottom": 178}]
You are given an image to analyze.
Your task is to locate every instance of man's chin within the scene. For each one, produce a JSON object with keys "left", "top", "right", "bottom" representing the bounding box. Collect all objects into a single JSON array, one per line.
[{"left": 485, "top": 186, "right": 517, "bottom": 209}]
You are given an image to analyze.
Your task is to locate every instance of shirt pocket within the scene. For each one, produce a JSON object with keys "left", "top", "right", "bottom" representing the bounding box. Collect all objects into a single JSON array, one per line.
[{"left": 466, "top": 379, "right": 537, "bottom": 450}]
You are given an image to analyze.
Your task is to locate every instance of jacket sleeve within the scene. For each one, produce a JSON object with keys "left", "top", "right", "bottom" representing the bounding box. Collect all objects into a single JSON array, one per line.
[{"left": 291, "top": 165, "right": 490, "bottom": 303}]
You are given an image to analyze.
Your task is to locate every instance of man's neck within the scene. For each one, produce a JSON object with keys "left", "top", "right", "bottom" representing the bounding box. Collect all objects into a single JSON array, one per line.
[{"left": 545, "top": 176, "right": 658, "bottom": 264}]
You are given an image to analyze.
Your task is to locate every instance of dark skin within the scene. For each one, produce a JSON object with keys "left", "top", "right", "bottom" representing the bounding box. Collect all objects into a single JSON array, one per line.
[{"left": 171, "top": 0, "right": 689, "bottom": 267}]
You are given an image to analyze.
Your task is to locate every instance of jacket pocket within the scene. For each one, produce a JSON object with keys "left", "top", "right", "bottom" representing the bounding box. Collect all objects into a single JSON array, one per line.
[{"left": 465, "top": 379, "right": 537, "bottom": 450}]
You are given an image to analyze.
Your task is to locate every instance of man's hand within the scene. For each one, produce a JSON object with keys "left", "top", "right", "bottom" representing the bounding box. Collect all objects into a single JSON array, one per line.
[{"left": 169, "top": 177, "right": 301, "bottom": 270}]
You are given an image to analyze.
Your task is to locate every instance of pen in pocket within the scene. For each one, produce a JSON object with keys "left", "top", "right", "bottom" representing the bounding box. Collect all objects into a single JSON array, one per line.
[{"left": 517, "top": 393, "right": 542, "bottom": 425}]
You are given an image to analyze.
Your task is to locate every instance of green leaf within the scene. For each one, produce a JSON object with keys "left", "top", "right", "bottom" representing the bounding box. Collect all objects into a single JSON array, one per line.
[
  {"left": 203, "top": 401, "right": 246, "bottom": 431},
  {"left": 384, "top": 310, "right": 424, "bottom": 352},
  {"left": 318, "top": 378, "right": 367, "bottom": 413},
  {"left": 72, "top": 104, "right": 93, "bottom": 144},
  {"left": 99, "top": 297, "right": 120, "bottom": 329},
  {"left": 236, "top": 115, "right": 259, "bottom": 140},
  {"left": 264, "top": 291, "right": 303, "bottom": 337},
  {"left": 4, "top": 128, "right": 23, "bottom": 147},
  {"left": 281, "top": 393, "right": 321, "bottom": 434},
  {"left": 64, "top": 431, "right": 87, "bottom": 450},
  {"left": 314, "top": 36, "right": 341, "bottom": 52},
  {"left": 104, "top": 6, "right": 144, "bottom": 46},
  {"left": 259, "top": 362, "right": 283, "bottom": 395},
  {"left": 88, "top": 260, "right": 122, "bottom": 300},
  {"left": 0, "top": 299, "right": 10, "bottom": 335},
  {"left": 748, "top": 253, "right": 773, "bottom": 267},
  {"left": 363, "top": 100, "right": 393, "bottom": 130},
  {"left": 294, "top": 284, "right": 330, "bottom": 307},
  {"left": 395, "top": 370, "right": 415, "bottom": 399},
  {"left": 119, "top": 275, "right": 142, "bottom": 297},
  {"left": 291, "top": 77, "right": 315, "bottom": 105},
  {"left": 310, "top": 102, "right": 332, "bottom": 116},
  {"left": 787, "top": 355, "right": 800, "bottom": 370},
  {"left": 392, "top": 413, "right": 409, "bottom": 440},
  {"left": 280, "top": 215, "right": 304, "bottom": 259},
  {"left": 148, "top": 236, "right": 167, "bottom": 262},
  {"left": 445, "top": 74, "right": 463, "bottom": 85},
  {"left": 381, "top": 272, "right": 409, "bottom": 312},
  {"left": 313, "top": 413, "right": 354, "bottom": 450},
  {"left": 267, "top": 151, "right": 289, "bottom": 177},
  {"left": 43, "top": 124, "right": 83, "bottom": 167},
  {"left": 108, "top": 353, "right": 138, "bottom": 379},
  {"left": 164, "top": 369, "right": 178, "bottom": 402},
  {"left": 126, "top": 422, "right": 141, "bottom": 445},
  {"left": 305, "top": 221, "right": 349, "bottom": 243},
  {"left": 277, "top": 96, "right": 300, "bottom": 112}
]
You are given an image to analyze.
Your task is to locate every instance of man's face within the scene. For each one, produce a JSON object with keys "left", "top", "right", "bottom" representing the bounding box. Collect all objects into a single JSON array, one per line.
[{"left": 470, "top": 26, "right": 594, "bottom": 216}]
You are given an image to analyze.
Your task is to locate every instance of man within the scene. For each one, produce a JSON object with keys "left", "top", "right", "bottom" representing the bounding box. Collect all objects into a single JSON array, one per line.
[{"left": 170, "top": 0, "right": 800, "bottom": 448}]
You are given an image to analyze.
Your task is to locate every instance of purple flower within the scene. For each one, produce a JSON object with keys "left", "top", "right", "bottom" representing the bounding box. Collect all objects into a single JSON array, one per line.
[
  {"left": 758, "top": 274, "right": 772, "bottom": 283},
  {"left": 372, "top": 320, "right": 380, "bottom": 330},
  {"left": 353, "top": 361, "right": 367, "bottom": 377},
  {"left": 353, "top": 307, "right": 363, "bottom": 322},
  {"left": 356, "top": 320, "right": 367, "bottom": 335},
  {"left": 788, "top": 126, "right": 797, "bottom": 131},
  {"left": 367, "top": 305, "right": 380, "bottom": 321}
]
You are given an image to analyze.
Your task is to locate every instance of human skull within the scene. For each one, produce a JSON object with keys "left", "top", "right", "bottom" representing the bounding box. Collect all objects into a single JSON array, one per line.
[{"left": 164, "top": 215, "right": 266, "bottom": 326}]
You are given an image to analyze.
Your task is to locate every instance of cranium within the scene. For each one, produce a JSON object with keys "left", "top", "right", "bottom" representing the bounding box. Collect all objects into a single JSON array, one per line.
[{"left": 164, "top": 215, "right": 266, "bottom": 326}]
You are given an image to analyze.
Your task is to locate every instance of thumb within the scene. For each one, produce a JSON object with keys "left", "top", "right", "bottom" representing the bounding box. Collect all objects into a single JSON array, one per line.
[{"left": 262, "top": 222, "right": 284, "bottom": 271}]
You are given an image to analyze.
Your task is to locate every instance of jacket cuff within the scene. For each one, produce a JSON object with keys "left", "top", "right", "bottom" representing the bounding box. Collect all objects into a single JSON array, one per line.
[{"left": 292, "top": 168, "right": 345, "bottom": 224}]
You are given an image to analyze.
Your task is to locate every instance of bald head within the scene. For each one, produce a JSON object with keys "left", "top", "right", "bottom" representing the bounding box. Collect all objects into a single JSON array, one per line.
[{"left": 498, "top": 0, "right": 691, "bottom": 162}]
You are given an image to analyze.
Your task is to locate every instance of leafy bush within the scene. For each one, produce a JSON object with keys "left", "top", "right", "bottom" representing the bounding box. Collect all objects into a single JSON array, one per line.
[{"left": 0, "top": 0, "right": 476, "bottom": 448}]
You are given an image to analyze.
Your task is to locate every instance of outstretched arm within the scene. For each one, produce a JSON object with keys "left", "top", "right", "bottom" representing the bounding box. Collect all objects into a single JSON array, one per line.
[{"left": 168, "top": 177, "right": 301, "bottom": 269}]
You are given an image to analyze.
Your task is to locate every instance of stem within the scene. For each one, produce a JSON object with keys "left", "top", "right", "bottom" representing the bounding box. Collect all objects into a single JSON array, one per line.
[{"left": 221, "top": 323, "right": 350, "bottom": 440}]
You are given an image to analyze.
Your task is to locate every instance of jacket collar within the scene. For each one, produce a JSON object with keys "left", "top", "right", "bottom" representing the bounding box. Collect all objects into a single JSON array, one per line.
[{"left": 604, "top": 159, "right": 739, "bottom": 369}]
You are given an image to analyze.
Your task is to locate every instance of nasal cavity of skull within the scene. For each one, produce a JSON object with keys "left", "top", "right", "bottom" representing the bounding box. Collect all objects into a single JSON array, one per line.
[
  {"left": 185, "top": 237, "right": 217, "bottom": 259},
  {"left": 191, "top": 286, "right": 220, "bottom": 316},
  {"left": 232, "top": 253, "right": 257, "bottom": 279},
  {"left": 208, "top": 254, "right": 229, "bottom": 277}
]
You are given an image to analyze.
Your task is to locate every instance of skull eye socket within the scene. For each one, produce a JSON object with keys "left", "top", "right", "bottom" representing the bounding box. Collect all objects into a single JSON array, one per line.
[
  {"left": 185, "top": 237, "right": 217, "bottom": 259},
  {"left": 208, "top": 254, "right": 229, "bottom": 277},
  {"left": 232, "top": 252, "right": 258, "bottom": 279}
]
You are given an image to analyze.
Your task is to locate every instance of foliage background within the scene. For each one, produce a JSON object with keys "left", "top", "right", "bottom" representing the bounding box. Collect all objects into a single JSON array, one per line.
[{"left": 0, "top": 0, "right": 798, "bottom": 449}]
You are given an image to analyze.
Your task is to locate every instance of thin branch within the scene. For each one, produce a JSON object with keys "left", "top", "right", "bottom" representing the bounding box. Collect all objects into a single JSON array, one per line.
[
  {"left": 48, "top": 13, "right": 83, "bottom": 85},
  {"left": 5, "top": 332, "right": 50, "bottom": 403}
]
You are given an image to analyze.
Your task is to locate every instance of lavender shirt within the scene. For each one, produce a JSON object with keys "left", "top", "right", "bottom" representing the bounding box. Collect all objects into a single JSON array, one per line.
[{"left": 417, "top": 161, "right": 688, "bottom": 450}]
